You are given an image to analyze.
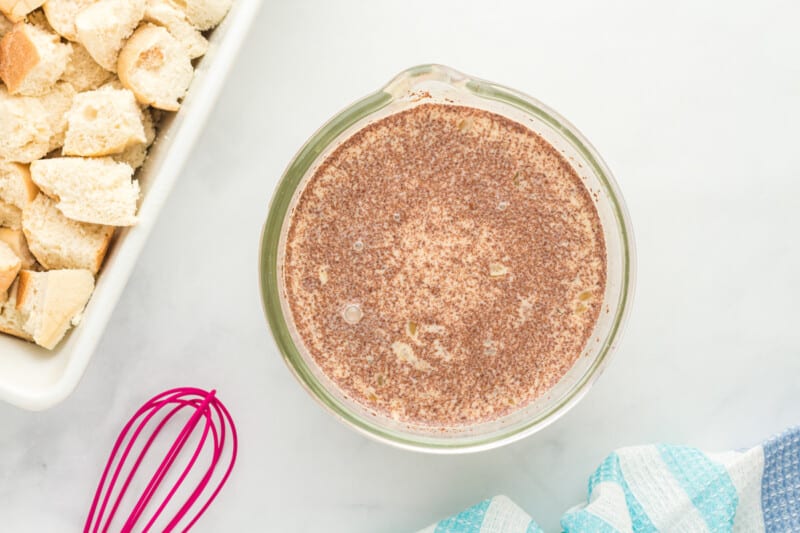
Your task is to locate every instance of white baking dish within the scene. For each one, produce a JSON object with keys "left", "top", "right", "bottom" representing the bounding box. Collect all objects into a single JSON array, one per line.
[{"left": 0, "top": 0, "right": 261, "bottom": 411}]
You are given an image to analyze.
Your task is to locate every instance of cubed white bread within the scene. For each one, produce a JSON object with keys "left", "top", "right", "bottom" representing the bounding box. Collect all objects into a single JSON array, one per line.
[
  {"left": 39, "top": 80, "right": 76, "bottom": 151},
  {"left": 144, "top": 0, "right": 206, "bottom": 58},
  {"left": 42, "top": 0, "right": 93, "bottom": 41},
  {"left": 75, "top": 0, "right": 144, "bottom": 71},
  {"left": 0, "top": 86, "right": 52, "bottom": 162},
  {"left": 0, "top": 161, "right": 38, "bottom": 209},
  {"left": 0, "top": 161, "right": 35, "bottom": 229},
  {"left": 0, "top": 279, "right": 32, "bottom": 340},
  {"left": 0, "top": 227, "right": 37, "bottom": 268},
  {"left": 16, "top": 268, "right": 94, "bottom": 349},
  {"left": 0, "top": 200, "right": 21, "bottom": 228},
  {"left": 60, "top": 43, "right": 112, "bottom": 91},
  {"left": 0, "top": 241, "right": 20, "bottom": 293},
  {"left": 175, "top": 0, "right": 230, "bottom": 31},
  {"left": 63, "top": 87, "right": 146, "bottom": 156},
  {"left": 30, "top": 157, "right": 139, "bottom": 226},
  {"left": 114, "top": 105, "right": 156, "bottom": 169},
  {"left": 22, "top": 193, "right": 114, "bottom": 273},
  {"left": 0, "top": 0, "right": 45, "bottom": 22},
  {"left": 117, "top": 23, "right": 192, "bottom": 111},
  {"left": 0, "top": 14, "right": 11, "bottom": 37},
  {"left": 0, "top": 22, "right": 71, "bottom": 96}
]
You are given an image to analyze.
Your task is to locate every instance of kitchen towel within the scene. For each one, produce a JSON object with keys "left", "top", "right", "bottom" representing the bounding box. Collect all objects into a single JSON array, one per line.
[{"left": 419, "top": 427, "right": 800, "bottom": 532}]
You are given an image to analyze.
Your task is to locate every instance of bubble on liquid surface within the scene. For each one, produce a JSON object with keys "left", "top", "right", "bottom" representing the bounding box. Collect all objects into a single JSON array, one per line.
[
  {"left": 343, "top": 304, "right": 363, "bottom": 324},
  {"left": 353, "top": 240, "right": 364, "bottom": 251},
  {"left": 497, "top": 201, "right": 509, "bottom": 211}
]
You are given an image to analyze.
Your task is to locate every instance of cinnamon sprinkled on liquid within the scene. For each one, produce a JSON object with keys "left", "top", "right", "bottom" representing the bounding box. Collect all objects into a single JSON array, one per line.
[{"left": 284, "top": 104, "right": 606, "bottom": 426}]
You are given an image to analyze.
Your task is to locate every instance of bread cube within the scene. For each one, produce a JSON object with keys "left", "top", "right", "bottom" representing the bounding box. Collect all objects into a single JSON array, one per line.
[
  {"left": 42, "top": 0, "right": 92, "bottom": 41},
  {"left": 22, "top": 193, "right": 114, "bottom": 274},
  {"left": 30, "top": 157, "right": 139, "bottom": 226},
  {"left": 60, "top": 43, "right": 113, "bottom": 92},
  {"left": 179, "top": 0, "right": 230, "bottom": 31},
  {"left": 75, "top": 0, "right": 145, "bottom": 71},
  {"left": 39, "top": 81, "right": 77, "bottom": 151},
  {"left": 114, "top": 105, "right": 157, "bottom": 169},
  {"left": 145, "top": 0, "right": 207, "bottom": 59},
  {"left": 16, "top": 268, "right": 94, "bottom": 349},
  {"left": 0, "top": 279, "right": 32, "bottom": 340},
  {"left": 0, "top": 22, "right": 72, "bottom": 96},
  {"left": 63, "top": 87, "right": 146, "bottom": 156},
  {"left": 118, "top": 23, "right": 192, "bottom": 111}
]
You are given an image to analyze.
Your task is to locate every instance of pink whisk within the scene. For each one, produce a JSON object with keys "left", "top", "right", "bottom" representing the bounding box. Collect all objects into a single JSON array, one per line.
[{"left": 84, "top": 387, "right": 238, "bottom": 532}]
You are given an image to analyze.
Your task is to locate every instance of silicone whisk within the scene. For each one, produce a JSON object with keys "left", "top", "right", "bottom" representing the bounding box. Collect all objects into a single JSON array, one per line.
[{"left": 84, "top": 387, "right": 238, "bottom": 532}]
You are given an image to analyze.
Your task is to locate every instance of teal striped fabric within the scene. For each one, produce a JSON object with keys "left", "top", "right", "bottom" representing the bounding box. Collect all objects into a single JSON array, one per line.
[
  {"left": 656, "top": 444, "right": 738, "bottom": 530},
  {"left": 587, "top": 453, "right": 656, "bottom": 532},
  {"left": 419, "top": 428, "right": 800, "bottom": 532},
  {"left": 433, "top": 499, "right": 491, "bottom": 533},
  {"left": 418, "top": 497, "right": 543, "bottom": 533}
]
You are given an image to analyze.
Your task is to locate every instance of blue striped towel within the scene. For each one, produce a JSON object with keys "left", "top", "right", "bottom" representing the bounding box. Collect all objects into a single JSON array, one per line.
[{"left": 419, "top": 427, "right": 800, "bottom": 532}]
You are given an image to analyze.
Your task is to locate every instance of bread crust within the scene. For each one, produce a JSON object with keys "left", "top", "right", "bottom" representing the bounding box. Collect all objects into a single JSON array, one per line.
[
  {"left": 0, "top": 22, "right": 39, "bottom": 93},
  {"left": 0, "top": 242, "right": 21, "bottom": 293},
  {"left": 0, "top": 321, "right": 31, "bottom": 340},
  {"left": 0, "top": 227, "right": 37, "bottom": 269},
  {"left": 0, "top": 22, "right": 70, "bottom": 96},
  {"left": 13, "top": 267, "right": 30, "bottom": 309},
  {"left": 118, "top": 23, "right": 191, "bottom": 111},
  {"left": 0, "top": 279, "right": 30, "bottom": 340},
  {"left": 0, "top": 14, "right": 12, "bottom": 37},
  {"left": 15, "top": 268, "right": 95, "bottom": 348}
]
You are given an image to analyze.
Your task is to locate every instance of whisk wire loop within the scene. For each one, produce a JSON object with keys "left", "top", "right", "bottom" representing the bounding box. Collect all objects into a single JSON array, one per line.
[{"left": 84, "top": 387, "right": 238, "bottom": 533}]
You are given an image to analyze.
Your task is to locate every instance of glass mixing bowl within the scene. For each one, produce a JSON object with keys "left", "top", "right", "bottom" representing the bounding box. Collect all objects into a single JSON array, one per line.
[{"left": 260, "top": 64, "right": 636, "bottom": 453}]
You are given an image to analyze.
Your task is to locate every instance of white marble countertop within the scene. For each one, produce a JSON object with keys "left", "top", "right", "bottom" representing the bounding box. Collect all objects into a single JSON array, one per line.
[{"left": 2, "top": 1, "right": 799, "bottom": 531}]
